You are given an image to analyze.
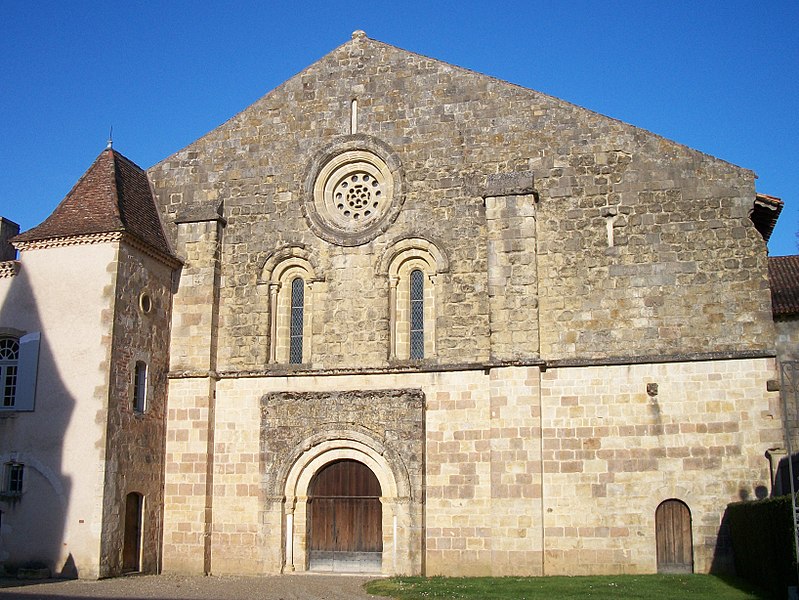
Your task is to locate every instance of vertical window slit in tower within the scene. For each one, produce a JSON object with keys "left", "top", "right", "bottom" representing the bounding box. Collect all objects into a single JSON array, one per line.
[
  {"left": 410, "top": 269, "right": 424, "bottom": 360},
  {"left": 133, "top": 361, "right": 147, "bottom": 413},
  {"left": 290, "top": 278, "right": 305, "bottom": 364},
  {"left": 351, "top": 98, "right": 358, "bottom": 134}
]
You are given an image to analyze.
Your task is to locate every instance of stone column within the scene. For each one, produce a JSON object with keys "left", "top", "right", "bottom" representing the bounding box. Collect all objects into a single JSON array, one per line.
[
  {"left": 388, "top": 276, "right": 399, "bottom": 360},
  {"left": 268, "top": 283, "right": 280, "bottom": 363}
]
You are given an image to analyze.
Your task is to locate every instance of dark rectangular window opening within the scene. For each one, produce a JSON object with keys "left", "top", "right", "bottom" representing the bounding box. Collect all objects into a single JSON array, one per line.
[
  {"left": 133, "top": 361, "right": 147, "bottom": 413},
  {"left": 5, "top": 463, "right": 23, "bottom": 495}
]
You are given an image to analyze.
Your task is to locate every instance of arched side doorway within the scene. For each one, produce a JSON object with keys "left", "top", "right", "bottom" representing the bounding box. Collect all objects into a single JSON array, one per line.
[
  {"left": 122, "top": 492, "right": 143, "bottom": 572},
  {"left": 655, "top": 499, "right": 693, "bottom": 573},
  {"left": 308, "top": 459, "right": 382, "bottom": 572}
]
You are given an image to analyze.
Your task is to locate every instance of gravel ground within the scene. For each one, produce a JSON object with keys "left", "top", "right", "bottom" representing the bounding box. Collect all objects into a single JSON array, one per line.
[{"left": 0, "top": 574, "right": 385, "bottom": 600}]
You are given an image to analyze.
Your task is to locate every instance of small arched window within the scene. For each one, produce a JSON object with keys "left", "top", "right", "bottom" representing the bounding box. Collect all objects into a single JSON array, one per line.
[
  {"left": 133, "top": 361, "right": 147, "bottom": 413},
  {"left": 0, "top": 337, "right": 19, "bottom": 408},
  {"left": 382, "top": 239, "right": 447, "bottom": 362},
  {"left": 409, "top": 270, "right": 425, "bottom": 359},
  {"left": 262, "top": 250, "right": 318, "bottom": 365},
  {"left": 289, "top": 278, "right": 305, "bottom": 364}
]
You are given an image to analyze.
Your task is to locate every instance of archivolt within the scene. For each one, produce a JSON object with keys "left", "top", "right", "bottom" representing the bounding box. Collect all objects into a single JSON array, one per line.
[{"left": 279, "top": 429, "right": 411, "bottom": 503}]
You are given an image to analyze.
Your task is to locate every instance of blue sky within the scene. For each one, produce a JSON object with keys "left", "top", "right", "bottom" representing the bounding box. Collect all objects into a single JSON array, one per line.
[{"left": 1, "top": 1, "right": 797, "bottom": 254}]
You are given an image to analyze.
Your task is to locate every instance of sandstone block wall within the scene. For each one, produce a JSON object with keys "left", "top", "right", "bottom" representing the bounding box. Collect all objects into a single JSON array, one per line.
[
  {"left": 160, "top": 357, "right": 780, "bottom": 577},
  {"left": 150, "top": 34, "right": 782, "bottom": 579},
  {"left": 540, "top": 357, "right": 781, "bottom": 574},
  {"left": 162, "top": 377, "right": 215, "bottom": 574},
  {"left": 162, "top": 213, "right": 222, "bottom": 574}
]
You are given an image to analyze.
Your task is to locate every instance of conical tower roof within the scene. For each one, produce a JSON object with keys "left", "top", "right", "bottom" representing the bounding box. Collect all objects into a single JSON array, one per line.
[{"left": 15, "top": 148, "right": 174, "bottom": 257}]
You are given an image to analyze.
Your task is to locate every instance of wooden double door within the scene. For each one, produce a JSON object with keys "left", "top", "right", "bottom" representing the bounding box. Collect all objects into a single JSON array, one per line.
[{"left": 308, "top": 460, "right": 382, "bottom": 571}]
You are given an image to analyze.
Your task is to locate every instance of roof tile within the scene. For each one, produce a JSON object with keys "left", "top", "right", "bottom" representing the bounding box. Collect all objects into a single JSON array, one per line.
[
  {"left": 14, "top": 149, "right": 173, "bottom": 257},
  {"left": 769, "top": 255, "right": 799, "bottom": 317}
]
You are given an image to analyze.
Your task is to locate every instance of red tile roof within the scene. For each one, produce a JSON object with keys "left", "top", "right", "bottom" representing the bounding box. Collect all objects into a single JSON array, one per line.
[
  {"left": 14, "top": 149, "right": 173, "bottom": 257},
  {"left": 769, "top": 255, "right": 799, "bottom": 317},
  {"left": 751, "top": 193, "right": 783, "bottom": 243}
]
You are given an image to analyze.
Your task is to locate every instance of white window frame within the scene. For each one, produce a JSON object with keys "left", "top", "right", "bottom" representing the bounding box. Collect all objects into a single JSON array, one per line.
[
  {"left": 4, "top": 462, "right": 24, "bottom": 496},
  {"left": 0, "top": 332, "right": 39, "bottom": 411}
]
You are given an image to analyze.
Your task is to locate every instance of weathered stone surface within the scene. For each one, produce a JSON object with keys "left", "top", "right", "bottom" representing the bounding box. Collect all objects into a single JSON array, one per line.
[
  {"left": 483, "top": 171, "right": 534, "bottom": 197},
  {"left": 150, "top": 36, "right": 773, "bottom": 372},
  {"left": 259, "top": 389, "right": 424, "bottom": 500},
  {"left": 101, "top": 240, "right": 173, "bottom": 577}
]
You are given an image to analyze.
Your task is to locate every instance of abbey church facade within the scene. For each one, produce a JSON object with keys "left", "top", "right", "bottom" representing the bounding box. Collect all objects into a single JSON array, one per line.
[{"left": 0, "top": 32, "right": 788, "bottom": 579}]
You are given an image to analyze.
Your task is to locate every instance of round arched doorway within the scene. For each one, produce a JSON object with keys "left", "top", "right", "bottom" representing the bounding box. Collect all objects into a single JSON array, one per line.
[
  {"left": 307, "top": 459, "right": 382, "bottom": 572},
  {"left": 655, "top": 499, "right": 693, "bottom": 573}
]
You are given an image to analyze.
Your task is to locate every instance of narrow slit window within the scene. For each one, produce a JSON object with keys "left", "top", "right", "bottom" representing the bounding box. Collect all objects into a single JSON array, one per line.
[
  {"left": 410, "top": 269, "right": 424, "bottom": 359},
  {"left": 289, "top": 278, "right": 304, "bottom": 364},
  {"left": 133, "top": 361, "right": 147, "bottom": 413},
  {"left": 0, "top": 337, "right": 19, "bottom": 408}
]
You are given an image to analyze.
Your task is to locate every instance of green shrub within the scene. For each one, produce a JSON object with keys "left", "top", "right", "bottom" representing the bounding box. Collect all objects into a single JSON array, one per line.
[{"left": 727, "top": 494, "right": 798, "bottom": 598}]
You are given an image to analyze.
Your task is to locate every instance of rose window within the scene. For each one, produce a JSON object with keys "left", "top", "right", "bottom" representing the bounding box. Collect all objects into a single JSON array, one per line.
[
  {"left": 312, "top": 149, "right": 395, "bottom": 237},
  {"left": 305, "top": 141, "right": 404, "bottom": 246},
  {"left": 334, "top": 172, "right": 382, "bottom": 221}
]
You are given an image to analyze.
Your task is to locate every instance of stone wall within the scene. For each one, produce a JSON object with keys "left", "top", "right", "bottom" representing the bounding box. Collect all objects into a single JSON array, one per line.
[
  {"left": 100, "top": 241, "right": 174, "bottom": 576},
  {"left": 149, "top": 35, "right": 774, "bottom": 374},
  {"left": 774, "top": 319, "right": 799, "bottom": 472},
  {"left": 151, "top": 34, "right": 781, "bottom": 578},
  {"left": 540, "top": 357, "right": 780, "bottom": 574},
  {"left": 162, "top": 210, "right": 222, "bottom": 574},
  {"left": 158, "top": 357, "right": 781, "bottom": 576},
  {"left": 192, "top": 370, "right": 546, "bottom": 576}
]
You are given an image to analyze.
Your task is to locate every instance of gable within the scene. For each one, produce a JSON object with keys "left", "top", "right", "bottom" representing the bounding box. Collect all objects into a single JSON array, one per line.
[{"left": 149, "top": 32, "right": 771, "bottom": 367}]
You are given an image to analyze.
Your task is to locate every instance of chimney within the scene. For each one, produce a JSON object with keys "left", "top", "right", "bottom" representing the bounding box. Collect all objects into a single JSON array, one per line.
[{"left": 0, "top": 217, "right": 20, "bottom": 261}]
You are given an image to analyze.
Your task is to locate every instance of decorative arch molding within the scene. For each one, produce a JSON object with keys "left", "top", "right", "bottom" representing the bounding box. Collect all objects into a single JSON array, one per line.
[
  {"left": 279, "top": 435, "right": 419, "bottom": 575},
  {"left": 258, "top": 245, "right": 323, "bottom": 284},
  {"left": 283, "top": 438, "right": 401, "bottom": 505},
  {"left": 258, "top": 246, "right": 322, "bottom": 364},
  {"left": 376, "top": 235, "right": 450, "bottom": 276},
  {"left": 259, "top": 389, "right": 424, "bottom": 575},
  {"left": 378, "top": 236, "right": 448, "bottom": 361},
  {"left": 274, "top": 428, "right": 411, "bottom": 501}
]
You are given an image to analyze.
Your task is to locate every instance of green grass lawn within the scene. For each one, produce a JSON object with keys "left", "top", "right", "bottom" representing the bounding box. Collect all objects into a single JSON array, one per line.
[{"left": 365, "top": 574, "right": 771, "bottom": 600}]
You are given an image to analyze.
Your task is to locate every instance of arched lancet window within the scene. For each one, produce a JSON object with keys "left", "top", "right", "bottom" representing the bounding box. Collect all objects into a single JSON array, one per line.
[
  {"left": 381, "top": 239, "right": 447, "bottom": 362},
  {"left": 289, "top": 278, "right": 305, "bottom": 364},
  {"left": 409, "top": 269, "right": 424, "bottom": 360},
  {"left": 261, "top": 249, "right": 319, "bottom": 365},
  {"left": 0, "top": 337, "right": 19, "bottom": 408}
]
